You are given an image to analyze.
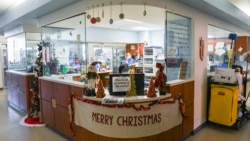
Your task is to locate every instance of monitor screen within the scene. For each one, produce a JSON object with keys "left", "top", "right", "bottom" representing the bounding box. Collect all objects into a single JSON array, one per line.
[{"left": 109, "top": 73, "right": 145, "bottom": 96}]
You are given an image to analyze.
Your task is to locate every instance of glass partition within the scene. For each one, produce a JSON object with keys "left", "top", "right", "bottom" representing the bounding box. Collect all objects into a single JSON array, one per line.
[
  {"left": 207, "top": 25, "right": 232, "bottom": 74},
  {"left": 7, "top": 32, "right": 41, "bottom": 71},
  {"left": 166, "top": 12, "right": 192, "bottom": 81},
  {"left": 41, "top": 13, "right": 87, "bottom": 76}
]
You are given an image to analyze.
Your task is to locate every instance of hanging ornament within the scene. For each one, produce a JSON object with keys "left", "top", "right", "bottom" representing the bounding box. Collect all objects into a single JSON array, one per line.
[
  {"left": 96, "top": 5, "right": 101, "bottom": 22},
  {"left": 87, "top": 7, "right": 91, "bottom": 19},
  {"left": 119, "top": 2, "right": 124, "bottom": 19},
  {"left": 109, "top": 2, "right": 113, "bottom": 24},
  {"left": 90, "top": 5, "right": 96, "bottom": 24},
  {"left": 102, "top": 3, "right": 105, "bottom": 18},
  {"left": 143, "top": 3, "right": 147, "bottom": 16}
]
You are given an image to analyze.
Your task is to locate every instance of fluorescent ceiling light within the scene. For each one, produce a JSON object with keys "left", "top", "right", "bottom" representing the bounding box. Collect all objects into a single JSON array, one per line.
[
  {"left": 132, "top": 27, "right": 152, "bottom": 30},
  {"left": 236, "top": 6, "right": 250, "bottom": 16},
  {"left": 229, "top": 0, "right": 250, "bottom": 16},
  {"left": 0, "top": 0, "right": 26, "bottom": 7},
  {"left": 123, "top": 19, "right": 144, "bottom": 24},
  {"left": 208, "top": 35, "right": 214, "bottom": 38},
  {"left": 15, "top": 0, "right": 26, "bottom": 6}
]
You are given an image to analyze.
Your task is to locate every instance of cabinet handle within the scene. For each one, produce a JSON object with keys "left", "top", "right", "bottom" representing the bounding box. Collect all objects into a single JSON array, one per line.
[{"left": 52, "top": 99, "right": 56, "bottom": 108}]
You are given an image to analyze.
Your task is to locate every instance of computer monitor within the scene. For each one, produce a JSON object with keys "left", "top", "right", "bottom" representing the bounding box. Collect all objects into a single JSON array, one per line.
[{"left": 109, "top": 73, "right": 145, "bottom": 96}]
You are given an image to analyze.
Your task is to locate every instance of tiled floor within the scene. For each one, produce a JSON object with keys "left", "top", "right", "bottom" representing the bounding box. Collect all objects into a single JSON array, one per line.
[{"left": 1, "top": 89, "right": 250, "bottom": 141}]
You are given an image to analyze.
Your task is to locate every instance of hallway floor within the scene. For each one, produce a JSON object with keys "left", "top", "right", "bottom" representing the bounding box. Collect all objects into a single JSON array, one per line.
[{"left": 1, "top": 89, "right": 250, "bottom": 141}]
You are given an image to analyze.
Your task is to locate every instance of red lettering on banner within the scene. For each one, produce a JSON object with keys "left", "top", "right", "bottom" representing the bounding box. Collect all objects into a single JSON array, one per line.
[
  {"left": 117, "top": 114, "right": 161, "bottom": 126},
  {"left": 92, "top": 112, "right": 113, "bottom": 125}
]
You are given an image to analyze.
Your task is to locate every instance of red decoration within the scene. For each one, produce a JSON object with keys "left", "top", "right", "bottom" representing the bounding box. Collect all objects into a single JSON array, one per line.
[
  {"left": 147, "top": 78, "right": 157, "bottom": 98},
  {"left": 24, "top": 116, "right": 40, "bottom": 124},
  {"left": 96, "top": 79, "right": 106, "bottom": 98},
  {"left": 91, "top": 17, "right": 97, "bottom": 24}
]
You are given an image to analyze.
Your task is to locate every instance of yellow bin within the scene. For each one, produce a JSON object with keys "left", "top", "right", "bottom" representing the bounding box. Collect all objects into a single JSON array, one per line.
[{"left": 208, "top": 84, "right": 238, "bottom": 126}]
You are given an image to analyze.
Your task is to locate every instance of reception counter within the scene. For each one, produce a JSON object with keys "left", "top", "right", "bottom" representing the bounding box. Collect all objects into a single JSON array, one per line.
[{"left": 39, "top": 77, "right": 194, "bottom": 141}]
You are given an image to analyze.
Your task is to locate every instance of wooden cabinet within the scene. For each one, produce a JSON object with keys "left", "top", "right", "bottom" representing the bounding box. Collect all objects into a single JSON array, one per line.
[
  {"left": 166, "top": 80, "right": 194, "bottom": 138},
  {"left": 6, "top": 71, "right": 34, "bottom": 112},
  {"left": 235, "top": 36, "right": 250, "bottom": 54},
  {"left": 40, "top": 79, "right": 85, "bottom": 138},
  {"left": 40, "top": 80, "right": 70, "bottom": 137},
  {"left": 70, "top": 85, "right": 84, "bottom": 97}
]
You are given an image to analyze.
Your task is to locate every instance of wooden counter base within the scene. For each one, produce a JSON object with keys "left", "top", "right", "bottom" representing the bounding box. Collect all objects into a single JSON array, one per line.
[{"left": 73, "top": 124, "right": 182, "bottom": 141}]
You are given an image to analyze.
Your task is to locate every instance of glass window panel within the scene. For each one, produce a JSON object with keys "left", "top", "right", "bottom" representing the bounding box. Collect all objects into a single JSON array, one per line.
[{"left": 166, "top": 12, "right": 192, "bottom": 81}]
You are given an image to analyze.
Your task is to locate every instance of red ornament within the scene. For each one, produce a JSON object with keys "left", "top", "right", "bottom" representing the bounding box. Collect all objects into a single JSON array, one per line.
[{"left": 91, "top": 17, "right": 96, "bottom": 24}]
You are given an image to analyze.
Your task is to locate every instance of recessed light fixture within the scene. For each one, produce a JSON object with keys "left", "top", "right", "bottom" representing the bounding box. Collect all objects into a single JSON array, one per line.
[
  {"left": 208, "top": 35, "right": 214, "bottom": 38},
  {"left": 123, "top": 19, "right": 144, "bottom": 24},
  {"left": 132, "top": 27, "right": 151, "bottom": 30}
]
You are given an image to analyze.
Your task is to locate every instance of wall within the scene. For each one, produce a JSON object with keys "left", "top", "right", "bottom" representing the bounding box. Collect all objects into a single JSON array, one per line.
[{"left": 37, "top": 0, "right": 250, "bottom": 131}]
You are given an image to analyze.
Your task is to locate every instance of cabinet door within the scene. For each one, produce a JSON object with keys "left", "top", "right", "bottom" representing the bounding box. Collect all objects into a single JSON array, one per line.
[
  {"left": 182, "top": 105, "right": 194, "bottom": 137},
  {"left": 169, "top": 84, "right": 183, "bottom": 98},
  {"left": 53, "top": 83, "right": 70, "bottom": 108},
  {"left": 12, "top": 73, "right": 18, "bottom": 88},
  {"left": 235, "top": 36, "right": 249, "bottom": 54},
  {"left": 12, "top": 86, "right": 19, "bottom": 107},
  {"left": 6, "top": 72, "right": 13, "bottom": 102},
  {"left": 183, "top": 81, "right": 194, "bottom": 106},
  {"left": 18, "top": 75, "right": 25, "bottom": 91},
  {"left": 18, "top": 89, "right": 27, "bottom": 112},
  {"left": 182, "top": 81, "right": 194, "bottom": 137},
  {"left": 55, "top": 105, "right": 71, "bottom": 138},
  {"left": 40, "top": 80, "right": 53, "bottom": 102},
  {"left": 70, "top": 86, "right": 84, "bottom": 97},
  {"left": 41, "top": 99, "right": 55, "bottom": 128}
]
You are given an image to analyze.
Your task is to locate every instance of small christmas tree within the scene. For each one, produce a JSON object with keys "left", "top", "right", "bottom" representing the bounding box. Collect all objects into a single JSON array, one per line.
[
  {"left": 147, "top": 78, "right": 157, "bottom": 98},
  {"left": 96, "top": 79, "right": 106, "bottom": 98},
  {"left": 27, "top": 41, "right": 43, "bottom": 124},
  {"left": 126, "top": 74, "right": 137, "bottom": 97}
]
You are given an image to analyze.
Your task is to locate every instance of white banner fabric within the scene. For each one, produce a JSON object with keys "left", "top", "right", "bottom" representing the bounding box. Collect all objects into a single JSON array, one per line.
[{"left": 74, "top": 98, "right": 182, "bottom": 138}]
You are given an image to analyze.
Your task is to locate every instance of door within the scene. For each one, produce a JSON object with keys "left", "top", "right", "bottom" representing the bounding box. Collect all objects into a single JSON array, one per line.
[
  {"left": 0, "top": 44, "right": 7, "bottom": 88},
  {"left": 113, "top": 48, "right": 125, "bottom": 73}
]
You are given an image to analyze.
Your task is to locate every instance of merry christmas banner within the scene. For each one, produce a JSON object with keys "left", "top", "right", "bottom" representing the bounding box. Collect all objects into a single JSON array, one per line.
[{"left": 73, "top": 97, "right": 182, "bottom": 138}]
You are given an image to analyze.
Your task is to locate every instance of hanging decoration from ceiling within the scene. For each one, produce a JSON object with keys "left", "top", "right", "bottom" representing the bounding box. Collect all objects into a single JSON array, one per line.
[
  {"left": 102, "top": 3, "right": 105, "bottom": 18},
  {"left": 87, "top": 7, "right": 91, "bottom": 19},
  {"left": 90, "top": 5, "right": 97, "bottom": 24},
  {"left": 96, "top": 5, "right": 101, "bottom": 22},
  {"left": 119, "top": 2, "right": 124, "bottom": 19},
  {"left": 143, "top": 3, "right": 147, "bottom": 16},
  {"left": 109, "top": 2, "right": 113, "bottom": 24}
]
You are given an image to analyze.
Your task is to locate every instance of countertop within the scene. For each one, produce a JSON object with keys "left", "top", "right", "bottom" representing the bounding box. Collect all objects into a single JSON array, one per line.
[
  {"left": 6, "top": 70, "right": 35, "bottom": 76},
  {"left": 166, "top": 78, "right": 194, "bottom": 86},
  {"left": 39, "top": 76, "right": 88, "bottom": 88}
]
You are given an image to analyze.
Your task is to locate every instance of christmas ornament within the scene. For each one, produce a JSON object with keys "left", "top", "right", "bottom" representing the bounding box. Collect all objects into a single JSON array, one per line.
[
  {"left": 109, "top": 2, "right": 113, "bottom": 24},
  {"left": 91, "top": 5, "right": 96, "bottom": 24},
  {"left": 87, "top": 7, "right": 91, "bottom": 19},
  {"left": 96, "top": 5, "right": 101, "bottom": 22},
  {"left": 143, "top": 3, "right": 147, "bottom": 16},
  {"left": 91, "top": 17, "right": 97, "bottom": 24},
  {"left": 102, "top": 3, "right": 104, "bottom": 18},
  {"left": 119, "top": 2, "right": 124, "bottom": 19}
]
